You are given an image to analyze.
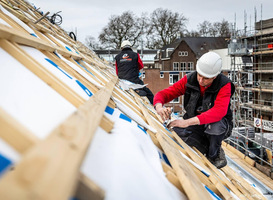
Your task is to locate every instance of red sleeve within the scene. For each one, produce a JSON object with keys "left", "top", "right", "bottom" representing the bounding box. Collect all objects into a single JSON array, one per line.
[
  {"left": 137, "top": 53, "right": 144, "bottom": 70},
  {"left": 153, "top": 75, "right": 187, "bottom": 106},
  {"left": 115, "top": 61, "right": 118, "bottom": 75},
  {"left": 197, "top": 82, "right": 232, "bottom": 125}
]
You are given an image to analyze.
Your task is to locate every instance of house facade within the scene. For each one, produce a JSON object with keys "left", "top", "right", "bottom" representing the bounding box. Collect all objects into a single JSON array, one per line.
[{"left": 143, "top": 37, "right": 228, "bottom": 116}]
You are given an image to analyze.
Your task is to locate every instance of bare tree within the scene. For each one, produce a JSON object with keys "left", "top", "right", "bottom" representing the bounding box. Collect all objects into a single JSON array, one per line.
[
  {"left": 218, "top": 19, "right": 231, "bottom": 37},
  {"left": 198, "top": 19, "right": 231, "bottom": 37},
  {"left": 98, "top": 11, "right": 146, "bottom": 49},
  {"left": 184, "top": 30, "right": 201, "bottom": 37},
  {"left": 198, "top": 20, "right": 212, "bottom": 37},
  {"left": 147, "top": 8, "right": 188, "bottom": 49},
  {"left": 85, "top": 36, "right": 101, "bottom": 50}
]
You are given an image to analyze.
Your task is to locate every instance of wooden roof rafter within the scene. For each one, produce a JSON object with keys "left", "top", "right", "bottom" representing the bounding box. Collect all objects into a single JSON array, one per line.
[{"left": 0, "top": 76, "right": 117, "bottom": 200}]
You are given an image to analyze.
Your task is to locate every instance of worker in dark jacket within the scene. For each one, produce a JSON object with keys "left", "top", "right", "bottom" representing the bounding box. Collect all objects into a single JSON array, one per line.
[
  {"left": 115, "top": 40, "right": 154, "bottom": 104},
  {"left": 154, "top": 52, "right": 235, "bottom": 168}
]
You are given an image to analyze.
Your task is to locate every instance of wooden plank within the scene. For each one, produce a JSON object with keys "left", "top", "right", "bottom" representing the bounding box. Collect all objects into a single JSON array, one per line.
[
  {"left": 0, "top": 102, "right": 114, "bottom": 199},
  {"left": 166, "top": 132, "right": 235, "bottom": 199},
  {"left": 0, "top": 39, "right": 85, "bottom": 107},
  {"left": 0, "top": 76, "right": 117, "bottom": 200},
  {"left": 223, "top": 145, "right": 273, "bottom": 191},
  {"left": 0, "top": 23, "right": 54, "bottom": 51},
  {"left": 161, "top": 161, "right": 176, "bottom": 175},
  {"left": 0, "top": 11, "right": 28, "bottom": 33},
  {"left": 157, "top": 132, "right": 213, "bottom": 200},
  {"left": 171, "top": 131, "right": 211, "bottom": 171},
  {"left": 244, "top": 155, "right": 256, "bottom": 167},
  {"left": 165, "top": 171, "right": 185, "bottom": 194},
  {"left": 42, "top": 51, "right": 99, "bottom": 93},
  {"left": 74, "top": 174, "right": 105, "bottom": 200},
  {"left": 0, "top": 24, "right": 81, "bottom": 59},
  {"left": 131, "top": 90, "right": 175, "bottom": 139},
  {"left": 222, "top": 166, "right": 266, "bottom": 200},
  {"left": 193, "top": 147, "right": 248, "bottom": 200},
  {"left": 147, "top": 130, "right": 162, "bottom": 150},
  {"left": 99, "top": 115, "right": 114, "bottom": 133},
  {"left": 171, "top": 131, "right": 235, "bottom": 199},
  {"left": 0, "top": 107, "right": 39, "bottom": 153}
]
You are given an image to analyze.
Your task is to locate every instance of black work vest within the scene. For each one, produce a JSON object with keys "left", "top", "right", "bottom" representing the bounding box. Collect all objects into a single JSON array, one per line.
[
  {"left": 115, "top": 48, "right": 141, "bottom": 84},
  {"left": 183, "top": 71, "right": 235, "bottom": 123}
]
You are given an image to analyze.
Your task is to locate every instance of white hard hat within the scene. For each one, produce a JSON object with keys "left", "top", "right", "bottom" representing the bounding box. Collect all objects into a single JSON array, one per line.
[
  {"left": 196, "top": 52, "right": 222, "bottom": 78},
  {"left": 121, "top": 40, "right": 132, "bottom": 49}
]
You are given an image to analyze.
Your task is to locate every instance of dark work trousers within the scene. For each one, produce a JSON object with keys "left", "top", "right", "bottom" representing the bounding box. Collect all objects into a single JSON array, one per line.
[
  {"left": 134, "top": 79, "right": 154, "bottom": 104},
  {"left": 173, "top": 118, "right": 232, "bottom": 159}
]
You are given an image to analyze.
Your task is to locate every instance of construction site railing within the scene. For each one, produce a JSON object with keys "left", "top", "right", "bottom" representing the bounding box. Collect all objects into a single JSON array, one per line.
[{"left": 226, "top": 130, "right": 273, "bottom": 169}]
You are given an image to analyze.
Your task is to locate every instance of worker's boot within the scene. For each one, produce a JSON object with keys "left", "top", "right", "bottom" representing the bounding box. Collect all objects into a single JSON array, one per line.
[{"left": 209, "top": 147, "right": 227, "bottom": 169}]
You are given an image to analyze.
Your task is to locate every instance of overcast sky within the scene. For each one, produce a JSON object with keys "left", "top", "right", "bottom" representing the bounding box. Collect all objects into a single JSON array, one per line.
[{"left": 28, "top": 0, "right": 272, "bottom": 44}]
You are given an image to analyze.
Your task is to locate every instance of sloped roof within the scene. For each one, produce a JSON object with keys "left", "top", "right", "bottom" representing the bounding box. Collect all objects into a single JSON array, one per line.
[
  {"left": 156, "top": 37, "right": 228, "bottom": 60},
  {"left": 0, "top": 0, "right": 272, "bottom": 199}
]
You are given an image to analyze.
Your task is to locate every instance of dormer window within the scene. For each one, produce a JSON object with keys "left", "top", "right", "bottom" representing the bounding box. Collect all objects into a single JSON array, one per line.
[
  {"left": 166, "top": 48, "right": 174, "bottom": 57},
  {"left": 157, "top": 50, "right": 160, "bottom": 58}
]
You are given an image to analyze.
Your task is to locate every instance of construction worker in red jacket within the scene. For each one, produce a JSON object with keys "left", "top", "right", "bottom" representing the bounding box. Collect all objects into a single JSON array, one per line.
[
  {"left": 154, "top": 52, "right": 235, "bottom": 168},
  {"left": 115, "top": 40, "right": 154, "bottom": 104}
]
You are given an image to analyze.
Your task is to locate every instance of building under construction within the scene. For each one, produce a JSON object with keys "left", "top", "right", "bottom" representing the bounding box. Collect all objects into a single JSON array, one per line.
[
  {"left": 227, "top": 15, "right": 273, "bottom": 173},
  {"left": 0, "top": 0, "right": 273, "bottom": 199}
]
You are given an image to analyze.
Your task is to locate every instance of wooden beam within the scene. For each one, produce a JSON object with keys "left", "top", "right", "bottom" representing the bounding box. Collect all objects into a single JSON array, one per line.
[
  {"left": 223, "top": 145, "right": 273, "bottom": 192},
  {"left": 222, "top": 167, "right": 264, "bottom": 200},
  {"left": 0, "top": 107, "right": 39, "bottom": 153},
  {"left": 157, "top": 132, "right": 213, "bottom": 200},
  {"left": 0, "top": 39, "right": 85, "bottom": 107},
  {"left": 0, "top": 101, "right": 114, "bottom": 199},
  {"left": 131, "top": 90, "right": 175, "bottom": 139},
  {"left": 0, "top": 76, "right": 117, "bottom": 200},
  {"left": 0, "top": 24, "right": 81, "bottom": 59},
  {"left": 41, "top": 51, "right": 99, "bottom": 93},
  {"left": 165, "top": 171, "right": 185, "bottom": 193},
  {"left": 193, "top": 147, "right": 248, "bottom": 200},
  {"left": 99, "top": 115, "right": 114, "bottom": 133},
  {"left": 74, "top": 173, "right": 105, "bottom": 200},
  {"left": 0, "top": 11, "right": 28, "bottom": 33}
]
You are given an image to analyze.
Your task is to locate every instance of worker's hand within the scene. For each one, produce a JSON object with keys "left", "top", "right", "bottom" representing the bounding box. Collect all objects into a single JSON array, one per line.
[
  {"left": 168, "top": 117, "right": 200, "bottom": 128},
  {"left": 155, "top": 104, "right": 172, "bottom": 121},
  {"left": 168, "top": 119, "right": 189, "bottom": 128}
]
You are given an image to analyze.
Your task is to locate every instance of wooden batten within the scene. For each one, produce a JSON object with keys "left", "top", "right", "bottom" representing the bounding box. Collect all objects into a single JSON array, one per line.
[
  {"left": 0, "top": 24, "right": 81, "bottom": 59},
  {"left": 100, "top": 115, "right": 114, "bottom": 133},
  {"left": 0, "top": 107, "right": 39, "bottom": 153},
  {"left": 0, "top": 77, "right": 117, "bottom": 200},
  {"left": 0, "top": 39, "right": 85, "bottom": 107},
  {"left": 74, "top": 174, "right": 105, "bottom": 200},
  {"left": 0, "top": 103, "right": 112, "bottom": 200},
  {"left": 165, "top": 171, "right": 185, "bottom": 194},
  {"left": 193, "top": 147, "right": 248, "bottom": 200},
  {"left": 157, "top": 132, "right": 213, "bottom": 200}
]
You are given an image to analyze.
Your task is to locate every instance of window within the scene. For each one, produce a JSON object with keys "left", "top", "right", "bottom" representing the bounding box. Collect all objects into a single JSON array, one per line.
[
  {"left": 188, "top": 62, "right": 194, "bottom": 71},
  {"left": 180, "top": 62, "right": 186, "bottom": 71},
  {"left": 170, "top": 97, "right": 179, "bottom": 103},
  {"left": 169, "top": 74, "right": 179, "bottom": 85},
  {"left": 178, "top": 51, "right": 188, "bottom": 56},
  {"left": 173, "top": 62, "right": 179, "bottom": 71},
  {"left": 160, "top": 73, "right": 164, "bottom": 78}
]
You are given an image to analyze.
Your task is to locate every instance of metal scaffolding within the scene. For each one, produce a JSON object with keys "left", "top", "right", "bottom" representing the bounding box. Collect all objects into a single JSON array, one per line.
[{"left": 227, "top": 9, "right": 273, "bottom": 171}]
